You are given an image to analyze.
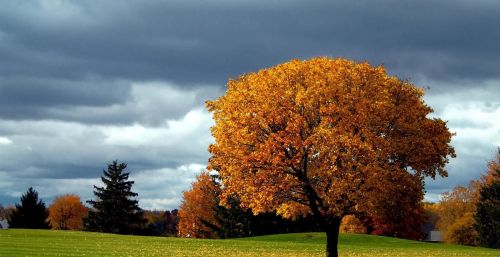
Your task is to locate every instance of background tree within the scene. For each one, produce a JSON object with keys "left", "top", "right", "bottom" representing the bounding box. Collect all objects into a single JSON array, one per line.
[
  {"left": 0, "top": 204, "right": 6, "bottom": 229},
  {"left": 0, "top": 204, "right": 6, "bottom": 219},
  {"left": 142, "top": 209, "right": 179, "bottom": 236},
  {"left": 423, "top": 202, "right": 440, "bottom": 229},
  {"left": 84, "top": 161, "right": 146, "bottom": 234},
  {"left": 48, "top": 194, "right": 88, "bottom": 230},
  {"left": 0, "top": 204, "right": 15, "bottom": 224},
  {"left": 209, "top": 195, "right": 322, "bottom": 238},
  {"left": 340, "top": 215, "right": 366, "bottom": 234},
  {"left": 8, "top": 187, "right": 50, "bottom": 229},
  {"left": 362, "top": 171, "right": 427, "bottom": 240},
  {"left": 178, "top": 172, "right": 220, "bottom": 238},
  {"left": 163, "top": 209, "right": 180, "bottom": 236},
  {"left": 179, "top": 172, "right": 322, "bottom": 238},
  {"left": 206, "top": 57, "right": 455, "bottom": 257},
  {"left": 436, "top": 181, "right": 480, "bottom": 245},
  {"left": 480, "top": 150, "right": 500, "bottom": 186},
  {"left": 143, "top": 210, "right": 165, "bottom": 235},
  {"left": 446, "top": 212, "right": 478, "bottom": 246},
  {"left": 207, "top": 195, "right": 253, "bottom": 238},
  {"left": 475, "top": 152, "right": 500, "bottom": 248}
]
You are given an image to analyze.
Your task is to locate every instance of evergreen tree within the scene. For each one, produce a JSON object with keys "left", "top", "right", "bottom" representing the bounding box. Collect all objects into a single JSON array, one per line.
[
  {"left": 164, "top": 209, "right": 179, "bottom": 236},
  {"left": 203, "top": 195, "right": 252, "bottom": 238},
  {"left": 475, "top": 167, "right": 500, "bottom": 248},
  {"left": 8, "top": 187, "right": 50, "bottom": 229},
  {"left": 84, "top": 161, "right": 146, "bottom": 234},
  {"left": 193, "top": 174, "right": 322, "bottom": 239}
]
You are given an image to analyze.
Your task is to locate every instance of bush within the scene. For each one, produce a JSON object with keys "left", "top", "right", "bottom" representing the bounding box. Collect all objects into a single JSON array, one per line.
[
  {"left": 340, "top": 215, "right": 366, "bottom": 234},
  {"left": 444, "top": 213, "right": 477, "bottom": 246}
]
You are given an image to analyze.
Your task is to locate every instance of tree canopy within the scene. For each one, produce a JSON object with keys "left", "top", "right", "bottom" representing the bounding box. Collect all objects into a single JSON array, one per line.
[
  {"left": 178, "top": 172, "right": 220, "bottom": 238},
  {"left": 48, "top": 194, "right": 88, "bottom": 230},
  {"left": 362, "top": 170, "right": 427, "bottom": 240},
  {"left": 475, "top": 152, "right": 500, "bottom": 248},
  {"left": 206, "top": 57, "right": 455, "bottom": 257},
  {"left": 84, "top": 161, "right": 146, "bottom": 234},
  {"left": 8, "top": 187, "right": 50, "bottom": 229},
  {"left": 437, "top": 181, "right": 480, "bottom": 245}
]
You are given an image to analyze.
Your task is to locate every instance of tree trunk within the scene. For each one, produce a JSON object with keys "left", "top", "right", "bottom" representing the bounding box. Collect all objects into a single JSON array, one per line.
[{"left": 325, "top": 218, "right": 341, "bottom": 257}]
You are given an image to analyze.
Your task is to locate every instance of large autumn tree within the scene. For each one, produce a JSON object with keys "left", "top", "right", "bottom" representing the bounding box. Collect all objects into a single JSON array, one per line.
[
  {"left": 48, "top": 194, "right": 88, "bottom": 230},
  {"left": 206, "top": 57, "right": 455, "bottom": 257}
]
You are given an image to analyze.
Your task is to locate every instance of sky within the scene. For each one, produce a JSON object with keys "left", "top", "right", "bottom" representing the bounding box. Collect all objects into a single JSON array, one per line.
[{"left": 0, "top": 0, "right": 499, "bottom": 210}]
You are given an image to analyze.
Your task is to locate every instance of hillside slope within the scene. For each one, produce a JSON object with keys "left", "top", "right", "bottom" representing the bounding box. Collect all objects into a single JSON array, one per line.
[{"left": 0, "top": 229, "right": 498, "bottom": 257}]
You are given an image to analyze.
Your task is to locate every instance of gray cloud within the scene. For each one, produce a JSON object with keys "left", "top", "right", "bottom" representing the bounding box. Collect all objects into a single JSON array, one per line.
[
  {"left": 0, "top": 106, "right": 213, "bottom": 209},
  {"left": 1, "top": 0, "right": 499, "bottom": 86},
  {"left": 0, "top": 77, "right": 131, "bottom": 119},
  {"left": 0, "top": 79, "right": 222, "bottom": 124}
]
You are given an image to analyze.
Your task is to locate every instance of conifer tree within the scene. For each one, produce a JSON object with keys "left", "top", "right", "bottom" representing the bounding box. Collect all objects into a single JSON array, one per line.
[
  {"left": 8, "top": 187, "right": 50, "bottom": 229},
  {"left": 475, "top": 153, "right": 500, "bottom": 248},
  {"left": 84, "top": 161, "right": 146, "bottom": 234}
]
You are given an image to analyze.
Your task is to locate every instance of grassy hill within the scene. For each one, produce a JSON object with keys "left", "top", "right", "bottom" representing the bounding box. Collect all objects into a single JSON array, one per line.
[{"left": 0, "top": 229, "right": 498, "bottom": 257}]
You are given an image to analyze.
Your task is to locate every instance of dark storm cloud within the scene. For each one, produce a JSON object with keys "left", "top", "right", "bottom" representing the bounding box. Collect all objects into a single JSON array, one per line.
[
  {"left": 1, "top": 0, "right": 499, "bottom": 87},
  {"left": 0, "top": 76, "right": 221, "bottom": 124},
  {"left": 0, "top": 78, "right": 131, "bottom": 118},
  {"left": 1, "top": 0, "right": 499, "bottom": 122}
]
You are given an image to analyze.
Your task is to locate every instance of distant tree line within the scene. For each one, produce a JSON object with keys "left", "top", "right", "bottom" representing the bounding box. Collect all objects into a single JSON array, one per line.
[
  {"left": 178, "top": 171, "right": 422, "bottom": 240},
  {"left": 2, "top": 155, "right": 498, "bottom": 249},
  {"left": 177, "top": 152, "right": 499, "bottom": 250},
  {"left": 2, "top": 161, "right": 178, "bottom": 236},
  {"left": 178, "top": 172, "right": 322, "bottom": 238},
  {"left": 142, "top": 209, "right": 179, "bottom": 236},
  {"left": 424, "top": 151, "right": 499, "bottom": 248},
  {"left": 206, "top": 195, "right": 322, "bottom": 238}
]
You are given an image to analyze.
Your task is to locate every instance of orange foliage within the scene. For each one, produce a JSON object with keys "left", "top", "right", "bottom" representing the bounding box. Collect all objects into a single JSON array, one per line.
[
  {"left": 206, "top": 57, "right": 455, "bottom": 254},
  {"left": 364, "top": 171, "right": 427, "bottom": 240},
  {"left": 445, "top": 212, "right": 478, "bottom": 245},
  {"left": 48, "top": 194, "right": 88, "bottom": 230},
  {"left": 482, "top": 151, "right": 500, "bottom": 186},
  {"left": 178, "top": 172, "right": 220, "bottom": 238},
  {"left": 437, "top": 181, "right": 480, "bottom": 245},
  {"left": 340, "top": 215, "right": 366, "bottom": 234},
  {"left": 435, "top": 152, "right": 499, "bottom": 246},
  {"left": 207, "top": 57, "right": 454, "bottom": 217}
]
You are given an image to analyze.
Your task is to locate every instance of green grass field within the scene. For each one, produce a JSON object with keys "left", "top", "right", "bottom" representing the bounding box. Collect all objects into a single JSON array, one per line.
[{"left": 0, "top": 229, "right": 498, "bottom": 257}]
